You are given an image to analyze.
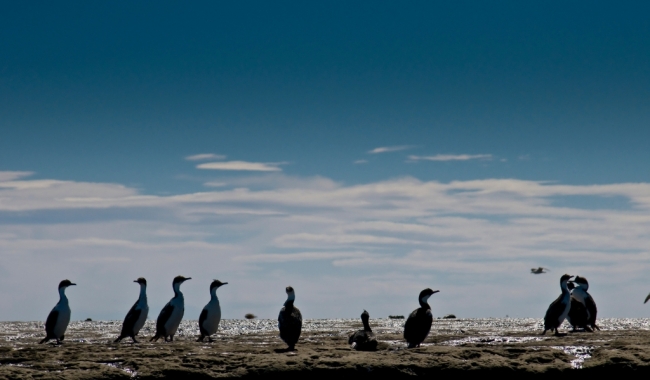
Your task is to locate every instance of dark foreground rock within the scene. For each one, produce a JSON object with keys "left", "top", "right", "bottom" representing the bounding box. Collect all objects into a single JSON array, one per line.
[{"left": 2, "top": 320, "right": 650, "bottom": 379}]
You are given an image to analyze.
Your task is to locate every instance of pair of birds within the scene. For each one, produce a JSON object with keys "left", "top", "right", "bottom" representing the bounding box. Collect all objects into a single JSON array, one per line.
[
  {"left": 348, "top": 288, "right": 440, "bottom": 351},
  {"left": 542, "top": 274, "right": 598, "bottom": 335},
  {"left": 40, "top": 276, "right": 227, "bottom": 344}
]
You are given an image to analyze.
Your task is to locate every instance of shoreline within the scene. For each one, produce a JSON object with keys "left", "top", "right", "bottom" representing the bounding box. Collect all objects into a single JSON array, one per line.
[{"left": 2, "top": 319, "right": 650, "bottom": 379}]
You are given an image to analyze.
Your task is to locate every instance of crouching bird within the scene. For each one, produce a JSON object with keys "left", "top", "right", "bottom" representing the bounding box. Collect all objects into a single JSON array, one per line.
[{"left": 349, "top": 310, "right": 377, "bottom": 351}]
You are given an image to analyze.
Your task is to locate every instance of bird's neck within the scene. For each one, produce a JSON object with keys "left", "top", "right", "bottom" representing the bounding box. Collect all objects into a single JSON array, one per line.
[
  {"left": 173, "top": 283, "right": 183, "bottom": 298},
  {"left": 362, "top": 318, "right": 371, "bottom": 332},
  {"left": 210, "top": 288, "right": 219, "bottom": 301},
  {"left": 560, "top": 281, "right": 570, "bottom": 294},
  {"left": 58, "top": 287, "right": 68, "bottom": 303},
  {"left": 419, "top": 296, "right": 430, "bottom": 309},
  {"left": 138, "top": 285, "right": 147, "bottom": 303},
  {"left": 284, "top": 298, "right": 294, "bottom": 309}
]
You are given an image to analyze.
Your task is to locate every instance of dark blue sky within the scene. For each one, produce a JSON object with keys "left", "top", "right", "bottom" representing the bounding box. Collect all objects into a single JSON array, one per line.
[{"left": 2, "top": 0, "right": 649, "bottom": 193}]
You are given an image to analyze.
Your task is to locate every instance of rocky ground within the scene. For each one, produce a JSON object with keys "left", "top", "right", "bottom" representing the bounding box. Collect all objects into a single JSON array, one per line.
[{"left": 2, "top": 318, "right": 650, "bottom": 379}]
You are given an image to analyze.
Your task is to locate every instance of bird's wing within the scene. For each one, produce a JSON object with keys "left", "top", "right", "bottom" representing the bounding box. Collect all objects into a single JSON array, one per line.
[
  {"left": 544, "top": 294, "right": 567, "bottom": 322},
  {"left": 156, "top": 302, "right": 174, "bottom": 331},
  {"left": 403, "top": 309, "right": 419, "bottom": 340},
  {"left": 44, "top": 309, "right": 59, "bottom": 336},
  {"left": 198, "top": 308, "right": 208, "bottom": 329},
  {"left": 585, "top": 296, "right": 597, "bottom": 319},
  {"left": 121, "top": 302, "right": 142, "bottom": 334},
  {"left": 645, "top": 293, "right": 650, "bottom": 304}
]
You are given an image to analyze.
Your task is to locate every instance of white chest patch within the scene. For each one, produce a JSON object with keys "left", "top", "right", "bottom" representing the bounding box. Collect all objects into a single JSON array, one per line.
[
  {"left": 165, "top": 296, "right": 185, "bottom": 336},
  {"left": 133, "top": 301, "right": 149, "bottom": 335},
  {"left": 201, "top": 299, "right": 222, "bottom": 336},
  {"left": 53, "top": 301, "right": 71, "bottom": 339},
  {"left": 558, "top": 292, "right": 571, "bottom": 323}
]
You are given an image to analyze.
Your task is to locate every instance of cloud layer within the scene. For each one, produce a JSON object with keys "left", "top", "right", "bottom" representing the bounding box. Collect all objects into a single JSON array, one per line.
[
  {"left": 196, "top": 161, "right": 283, "bottom": 171},
  {"left": 368, "top": 146, "right": 413, "bottom": 154},
  {"left": 408, "top": 154, "right": 493, "bottom": 162},
  {"left": 185, "top": 153, "right": 227, "bottom": 161},
  {"left": 0, "top": 171, "right": 649, "bottom": 321}
]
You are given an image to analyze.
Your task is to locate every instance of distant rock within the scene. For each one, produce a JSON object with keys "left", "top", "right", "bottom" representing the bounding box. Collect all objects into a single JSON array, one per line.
[
  {"left": 85, "top": 318, "right": 93, "bottom": 322},
  {"left": 388, "top": 315, "right": 405, "bottom": 320},
  {"left": 443, "top": 314, "right": 457, "bottom": 319},
  {"left": 245, "top": 314, "right": 257, "bottom": 320}
]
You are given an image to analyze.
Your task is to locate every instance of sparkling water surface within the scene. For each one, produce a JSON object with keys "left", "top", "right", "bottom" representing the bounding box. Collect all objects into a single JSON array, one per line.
[{"left": 2, "top": 318, "right": 649, "bottom": 370}]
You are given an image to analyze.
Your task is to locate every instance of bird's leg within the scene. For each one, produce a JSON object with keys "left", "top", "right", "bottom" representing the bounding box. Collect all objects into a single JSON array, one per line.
[
  {"left": 132, "top": 336, "right": 139, "bottom": 344},
  {"left": 170, "top": 335, "right": 174, "bottom": 342},
  {"left": 208, "top": 337, "right": 214, "bottom": 343}
]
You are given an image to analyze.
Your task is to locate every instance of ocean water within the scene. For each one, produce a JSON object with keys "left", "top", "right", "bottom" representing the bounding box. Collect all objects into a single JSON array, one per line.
[{"left": 2, "top": 317, "right": 650, "bottom": 344}]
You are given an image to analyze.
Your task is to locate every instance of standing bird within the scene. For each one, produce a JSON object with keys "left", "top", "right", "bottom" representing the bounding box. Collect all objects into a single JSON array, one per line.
[
  {"left": 115, "top": 278, "right": 149, "bottom": 343},
  {"left": 197, "top": 279, "right": 228, "bottom": 342},
  {"left": 567, "top": 276, "right": 599, "bottom": 332},
  {"left": 150, "top": 276, "right": 191, "bottom": 342},
  {"left": 349, "top": 310, "right": 377, "bottom": 351},
  {"left": 404, "top": 288, "right": 440, "bottom": 348},
  {"left": 542, "top": 274, "right": 573, "bottom": 335},
  {"left": 278, "top": 286, "right": 302, "bottom": 351},
  {"left": 40, "top": 280, "right": 76, "bottom": 344}
]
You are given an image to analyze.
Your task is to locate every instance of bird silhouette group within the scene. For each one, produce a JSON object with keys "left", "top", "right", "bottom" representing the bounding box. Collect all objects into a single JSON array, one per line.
[
  {"left": 40, "top": 273, "right": 623, "bottom": 349},
  {"left": 542, "top": 274, "right": 599, "bottom": 335}
]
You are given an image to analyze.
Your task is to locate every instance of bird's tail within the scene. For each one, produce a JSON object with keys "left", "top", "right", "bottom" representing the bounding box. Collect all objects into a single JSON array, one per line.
[
  {"left": 39, "top": 337, "right": 50, "bottom": 344},
  {"left": 114, "top": 336, "right": 124, "bottom": 343},
  {"left": 150, "top": 334, "right": 161, "bottom": 342},
  {"left": 196, "top": 335, "right": 205, "bottom": 342}
]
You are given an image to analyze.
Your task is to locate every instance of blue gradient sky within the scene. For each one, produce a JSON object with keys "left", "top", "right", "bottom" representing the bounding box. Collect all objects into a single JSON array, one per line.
[{"left": 1, "top": 1, "right": 649, "bottom": 321}]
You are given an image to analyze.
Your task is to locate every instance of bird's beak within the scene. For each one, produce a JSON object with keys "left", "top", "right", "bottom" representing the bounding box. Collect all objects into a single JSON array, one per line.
[
  {"left": 70, "top": 283, "right": 77, "bottom": 286},
  {"left": 185, "top": 277, "right": 192, "bottom": 281},
  {"left": 222, "top": 282, "right": 228, "bottom": 285},
  {"left": 432, "top": 290, "right": 440, "bottom": 294},
  {"left": 133, "top": 280, "right": 138, "bottom": 283}
]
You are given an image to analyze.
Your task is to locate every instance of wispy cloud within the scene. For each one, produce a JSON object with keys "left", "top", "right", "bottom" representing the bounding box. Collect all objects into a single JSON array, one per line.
[
  {"left": 185, "top": 153, "right": 226, "bottom": 161},
  {"left": 1, "top": 171, "right": 650, "bottom": 320},
  {"left": 354, "top": 160, "right": 369, "bottom": 164},
  {"left": 0, "top": 171, "right": 33, "bottom": 182},
  {"left": 197, "top": 161, "right": 283, "bottom": 172},
  {"left": 368, "top": 145, "right": 413, "bottom": 154},
  {"left": 408, "top": 154, "right": 493, "bottom": 162}
]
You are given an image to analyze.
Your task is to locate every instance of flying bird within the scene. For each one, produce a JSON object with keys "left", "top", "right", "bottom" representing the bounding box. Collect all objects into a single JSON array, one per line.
[{"left": 531, "top": 267, "right": 550, "bottom": 274}]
